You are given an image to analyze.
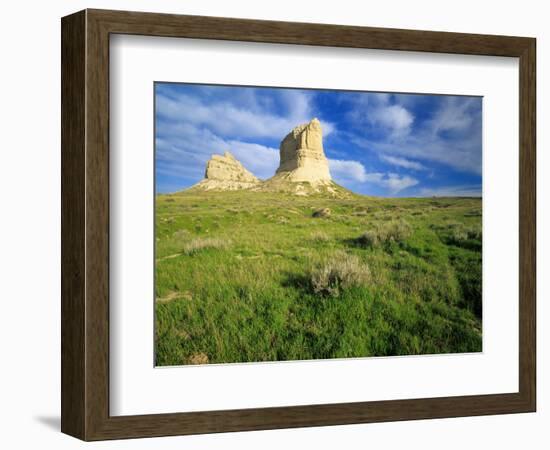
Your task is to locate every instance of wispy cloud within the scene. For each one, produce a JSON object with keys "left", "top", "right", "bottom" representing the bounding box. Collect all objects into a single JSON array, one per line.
[
  {"left": 157, "top": 87, "right": 335, "bottom": 140},
  {"left": 428, "top": 97, "right": 479, "bottom": 135},
  {"left": 379, "top": 154, "right": 426, "bottom": 171},
  {"left": 416, "top": 184, "right": 482, "bottom": 197},
  {"left": 369, "top": 172, "right": 419, "bottom": 194},
  {"left": 349, "top": 94, "right": 481, "bottom": 175},
  {"left": 329, "top": 159, "right": 418, "bottom": 194}
]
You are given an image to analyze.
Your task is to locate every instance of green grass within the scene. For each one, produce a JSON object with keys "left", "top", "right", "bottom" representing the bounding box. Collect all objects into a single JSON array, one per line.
[{"left": 155, "top": 190, "right": 482, "bottom": 366}]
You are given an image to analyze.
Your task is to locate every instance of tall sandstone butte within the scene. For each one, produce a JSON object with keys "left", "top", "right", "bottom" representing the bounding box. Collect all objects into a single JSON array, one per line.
[{"left": 273, "top": 118, "right": 332, "bottom": 183}]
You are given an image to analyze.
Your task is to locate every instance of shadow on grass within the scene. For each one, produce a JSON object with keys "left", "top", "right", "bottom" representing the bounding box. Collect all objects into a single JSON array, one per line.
[
  {"left": 281, "top": 270, "right": 310, "bottom": 291},
  {"left": 444, "top": 237, "right": 482, "bottom": 252},
  {"left": 339, "top": 234, "right": 381, "bottom": 250}
]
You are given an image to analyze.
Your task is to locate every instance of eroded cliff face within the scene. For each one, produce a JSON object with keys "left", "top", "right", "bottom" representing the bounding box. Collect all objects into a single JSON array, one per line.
[
  {"left": 190, "top": 151, "right": 260, "bottom": 191},
  {"left": 205, "top": 152, "right": 258, "bottom": 183},
  {"left": 274, "top": 118, "right": 331, "bottom": 183}
]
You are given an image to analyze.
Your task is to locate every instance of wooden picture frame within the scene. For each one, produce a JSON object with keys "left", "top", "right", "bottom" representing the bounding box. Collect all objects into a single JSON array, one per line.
[{"left": 61, "top": 9, "right": 536, "bottom": 441}]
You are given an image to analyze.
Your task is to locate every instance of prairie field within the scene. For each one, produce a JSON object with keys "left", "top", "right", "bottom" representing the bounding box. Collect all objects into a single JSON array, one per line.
[{"left": 155, "top": 190, "right": 482, "bottom": 366}]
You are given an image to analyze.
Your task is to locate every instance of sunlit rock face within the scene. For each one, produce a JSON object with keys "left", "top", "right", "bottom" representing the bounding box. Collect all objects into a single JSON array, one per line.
[
  {"left": 190, "top": 151, "right": 259, "bottom": 191},
  {"left": 274, "top": 118, "right": 331, "bottom": 183},
  {"left": 204, "top": 151, "right": 259, "bottom": 183}
]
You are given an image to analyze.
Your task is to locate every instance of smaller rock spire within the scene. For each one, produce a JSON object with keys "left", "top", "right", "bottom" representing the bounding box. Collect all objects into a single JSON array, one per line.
[{"left": 190, "top": 151, "right": 260, "bottom": 191}]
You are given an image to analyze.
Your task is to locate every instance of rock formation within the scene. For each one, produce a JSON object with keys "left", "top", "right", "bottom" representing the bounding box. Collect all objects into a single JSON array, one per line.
[
  {"left": 187, "top": 119, "right": 349, "bottom": 197},
  {"left": 256, "top": 118, "right": 343, "bottom": 195},
  {"left": 272, "top": 118, "right": 331, "bottom": 183},
  {"left": 190, "top": 151, "right": 260, "bottom": 191}
]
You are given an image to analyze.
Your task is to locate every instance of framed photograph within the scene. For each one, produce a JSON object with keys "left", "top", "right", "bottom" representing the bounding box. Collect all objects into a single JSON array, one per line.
[{"left": 61, "top": 9, "right": 536, "bottom": 440}]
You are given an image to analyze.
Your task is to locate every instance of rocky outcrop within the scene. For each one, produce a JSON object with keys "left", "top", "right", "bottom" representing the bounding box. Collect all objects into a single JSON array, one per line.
[
  {"left": 205, "top": 152, "right": 258, "bottom": 183},
  {"left": 272, "top": 118, "right": 331, "bottom": 183},
  {"left": 190, "top": 151, "right": 259, "bottom": 191}
]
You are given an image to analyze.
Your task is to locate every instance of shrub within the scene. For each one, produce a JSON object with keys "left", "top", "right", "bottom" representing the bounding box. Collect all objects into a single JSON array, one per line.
[
  {"left": 356, "top": 230, "right": 380, "bottom": 247},
  {"left": 444, "top": 224, "right": 482, "bottom": 249},
  {"left": 449, "top": 228, "right": 468, "bottom": 244},
  {"left": 356, "top": 220, "right": 412, "bottom": 248},
  {"left": 183, "top": 237, "right": 228, "bottom": 255},
  {"left": 310, "top": 230, "right": 330, "bottom": 242},
  {"left": 309, "top": 252, "right": 371, "bottom": 297},
  {"left": 466, "top": 226, "right": 482, "bottom": 241},
  {"left": 378, "top": 220, "right": 412, "bottom": 242}
]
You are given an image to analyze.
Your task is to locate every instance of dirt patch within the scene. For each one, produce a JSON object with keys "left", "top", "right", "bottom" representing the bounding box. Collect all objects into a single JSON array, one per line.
[
  {"left": 156, "top": 291, "right": 179, "bottom": 304},
  {"left": 175, "top": 329, "right": 191, "bottom": 340},
  {"left": 187, "top": 352, "right": 209, "bottom": 365},
  {"left": 156, "top": 290, "right": 192, "bottom": 304},
  {"left": 156, "top": 253, "right": 181, "bottom": 263}
]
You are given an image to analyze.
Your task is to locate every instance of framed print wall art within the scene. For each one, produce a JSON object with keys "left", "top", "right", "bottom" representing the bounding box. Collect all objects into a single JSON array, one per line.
[{"left": 61, "top": 9, "right": 536, "bottom": 440}]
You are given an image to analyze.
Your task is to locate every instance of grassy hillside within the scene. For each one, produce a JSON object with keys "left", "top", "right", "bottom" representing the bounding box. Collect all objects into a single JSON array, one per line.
[{"left": 155, "top": 190, "right": 482, "bottom": 366}]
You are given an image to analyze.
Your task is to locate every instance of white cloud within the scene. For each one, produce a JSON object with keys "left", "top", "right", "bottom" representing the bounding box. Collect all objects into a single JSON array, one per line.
[
  {"left": 383, "top": 173, "right": 419, "bottom": 194},
  {"left": 329, "top": 159, "right": 418, "bottom": 194},
  {"left": 279, "top": 89, "right": 311, "bottom": 121},
  {"left": 157, "top": 89, "right": 335, "bottom": 141},
  {"left": 157, "top": 93, "right": 288, "bottom": 139},
  {"left": 319, "top": 120, "right": 336, "bottom": 137},
  {"left": 379, "top": 154, "right": 426, "bottom": 171},
  {"left": 329, "top": 159, "right": 369, "bottom": 183},
  {"left": 369, "top": 104, "right": 414, "bottom": 135},
  {"left": 347, "top": 93, "right": 414, "bottom": 137},
  {"left": 227, "top": 141, "right": 279, "bottom": 180}
]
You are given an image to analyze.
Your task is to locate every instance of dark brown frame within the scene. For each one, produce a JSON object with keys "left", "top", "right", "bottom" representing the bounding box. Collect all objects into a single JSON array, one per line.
[{"left": 61, "top": 9, "right": 536, "bottom": 441}]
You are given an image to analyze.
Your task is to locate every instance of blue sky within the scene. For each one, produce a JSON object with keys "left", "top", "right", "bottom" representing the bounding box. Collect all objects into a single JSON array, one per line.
[{"left": 155, "top": 82, "right": 482, "bottom": 197}]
